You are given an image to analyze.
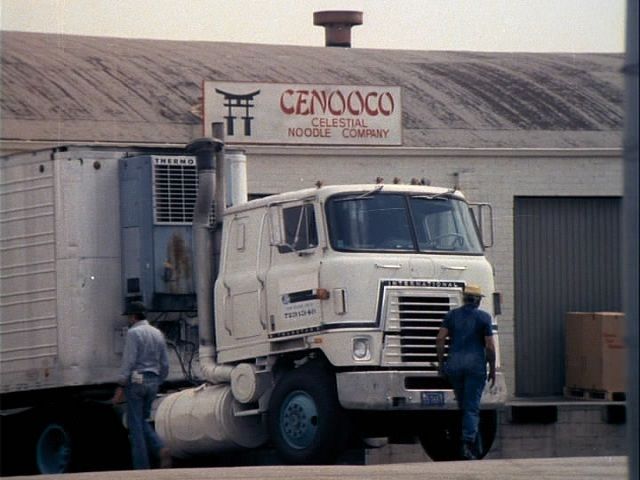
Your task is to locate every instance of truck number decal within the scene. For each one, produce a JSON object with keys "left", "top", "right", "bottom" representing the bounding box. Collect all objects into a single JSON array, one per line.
[
  {"left": 282, "top": 300, "right": 319, "bottom": 320},
  {"left": 284, "top": 306, "right": 318, "bottom": 320}
]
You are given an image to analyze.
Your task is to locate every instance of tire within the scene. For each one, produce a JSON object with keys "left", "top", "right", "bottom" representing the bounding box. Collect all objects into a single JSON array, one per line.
[
  {"left": 0, "top": 409, "right": 75, "bottom": 475},
  {"left": 418, "top": 411, "right": 461, "bottom": 461},
  {"left": 1, "top": 401, "right": 130, "bottom": 475},
  {"left": 418, "top": 410, "right": 497, "bottom": 461},
  {"left": 476, "top": 410, "right": 498, "bottom": 459},
  {"left": 32, "top": 403, "right": 130, "bottom": 474},
  {"left": 35, "top": 421, "right": 75, "bottom": 474},
  {"left": 268, "top": 365, "right": 347, "bottom": 464}
]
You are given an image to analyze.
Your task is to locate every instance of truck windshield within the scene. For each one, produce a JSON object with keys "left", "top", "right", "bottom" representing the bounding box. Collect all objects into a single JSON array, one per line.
[{"left": 326, "top": 193, "right": 483, "bottom": 254}]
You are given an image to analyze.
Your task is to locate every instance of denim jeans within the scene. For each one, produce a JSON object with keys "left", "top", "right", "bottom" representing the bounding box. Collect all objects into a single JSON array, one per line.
[
  {"left": 445, "top": 356, "right": 486, "bottom": 445},
  {"left": 126, "top": 373, "right": 165, "bottom": 469}
]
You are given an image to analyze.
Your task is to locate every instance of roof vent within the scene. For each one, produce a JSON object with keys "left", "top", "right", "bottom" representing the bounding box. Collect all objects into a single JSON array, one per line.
[{"left": 313, "top": 10, "right": 363, "bottom": 48}]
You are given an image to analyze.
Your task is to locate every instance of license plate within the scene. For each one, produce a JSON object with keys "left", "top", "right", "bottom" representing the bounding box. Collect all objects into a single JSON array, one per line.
[{"left": 421, "top": 391, "right": 445, "bottom": 406}]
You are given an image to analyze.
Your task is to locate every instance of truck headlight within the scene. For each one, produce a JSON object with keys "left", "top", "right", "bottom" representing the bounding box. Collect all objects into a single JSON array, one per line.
[{"left": 352, "top": 337, "right": 371, "bottom": 361}]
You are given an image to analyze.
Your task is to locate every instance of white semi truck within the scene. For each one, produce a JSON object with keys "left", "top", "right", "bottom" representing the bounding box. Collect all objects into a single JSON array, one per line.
[{"left": 0, "top": 139, "right": 506, "bottom": 474}]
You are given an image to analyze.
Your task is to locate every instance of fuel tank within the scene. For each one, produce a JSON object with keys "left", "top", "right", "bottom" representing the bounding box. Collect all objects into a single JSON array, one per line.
[{"left": 154, "top": 384, "right": 267, "bottom": 458}]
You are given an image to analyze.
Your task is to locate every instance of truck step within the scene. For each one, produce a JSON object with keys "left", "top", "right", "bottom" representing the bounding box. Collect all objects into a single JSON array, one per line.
[{"left": 233, "top": 408, "right": 262, "bottom": 417}]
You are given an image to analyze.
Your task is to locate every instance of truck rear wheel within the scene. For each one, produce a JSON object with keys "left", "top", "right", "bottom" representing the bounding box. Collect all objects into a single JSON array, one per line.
[
  {"left": 268, "top": 365, "right": 347, "bottom": 464},
  {"left": 418, "top": 410, "right": 497, "bottom": 461}
]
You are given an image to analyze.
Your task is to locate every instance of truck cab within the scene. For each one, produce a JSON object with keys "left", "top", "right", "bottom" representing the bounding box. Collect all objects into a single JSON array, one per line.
[{"left": 211, "top": 183, "right": 507, "bottom": 462}]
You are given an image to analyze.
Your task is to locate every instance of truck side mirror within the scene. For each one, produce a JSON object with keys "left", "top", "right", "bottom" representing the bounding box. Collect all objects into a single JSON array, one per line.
[
  {"left": 269, "top": 206, "right": 284, "bottom": 247},
  {"left": 470, "top": 203, "right": 494, "bottom": 249}
]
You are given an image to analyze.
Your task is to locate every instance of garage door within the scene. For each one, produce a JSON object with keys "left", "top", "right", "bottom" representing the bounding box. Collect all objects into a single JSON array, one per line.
[{"left": 514, "top": 197, "right": 622, "bottom": 397}]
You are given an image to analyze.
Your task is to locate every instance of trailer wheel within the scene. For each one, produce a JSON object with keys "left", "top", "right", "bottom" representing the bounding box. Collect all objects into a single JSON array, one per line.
[
  {"left": 268, "top": 366, "right": 347, "bottom": 464},
  {"left": 36, "top": 422, "right": 74, "bottom": 474},
  {"left": 31, "top": 404, "right": 124, "bottom": 474},
  {"left": 418, "top": 410, "right": 497, "bottom": 461},
  {"left": 0, "top": 409, "right": 73, "bottom": 475}
]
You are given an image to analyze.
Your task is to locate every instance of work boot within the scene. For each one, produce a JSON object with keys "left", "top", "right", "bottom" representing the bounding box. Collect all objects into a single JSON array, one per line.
[
  {"left": 473, "top": 434, "right": 484, "bottom": 459},
  {"left": 461, "top": 441, "right": 477, "bottom": 460},
  {"left": 159, "top": 447, "right": 172, "bottom": 468}
]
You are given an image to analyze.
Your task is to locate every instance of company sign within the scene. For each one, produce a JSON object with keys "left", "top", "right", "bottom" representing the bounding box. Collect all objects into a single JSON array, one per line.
[{"left": 203, "top": 82, "right": 402, "bottom": 146}]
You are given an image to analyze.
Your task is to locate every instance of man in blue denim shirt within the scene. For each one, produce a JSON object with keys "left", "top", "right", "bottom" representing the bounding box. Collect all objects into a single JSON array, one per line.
[
  {"left": 112, "top": 302, "right": 171, "bottom": 469},
  {"left": 436, "top": 285, "right": 496, "bottom": 460}
]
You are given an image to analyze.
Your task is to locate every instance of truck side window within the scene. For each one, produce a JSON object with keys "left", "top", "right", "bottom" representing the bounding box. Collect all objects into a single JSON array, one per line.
[{"left": 279, "top": 204, "right": 318, "bottom": 253}]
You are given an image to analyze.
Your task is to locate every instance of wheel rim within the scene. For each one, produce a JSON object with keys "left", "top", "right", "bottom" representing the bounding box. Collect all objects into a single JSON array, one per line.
[
  {"left": 36, "top": 423, "right": 72, "bottom": 474},
  {"left": 279, "top": 390, "right": 319, "bottom": 450}
]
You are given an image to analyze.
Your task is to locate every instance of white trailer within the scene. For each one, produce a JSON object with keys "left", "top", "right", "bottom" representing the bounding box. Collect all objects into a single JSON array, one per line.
[{"left": 0, "top": 146, "right": 197, "bottom": 474}]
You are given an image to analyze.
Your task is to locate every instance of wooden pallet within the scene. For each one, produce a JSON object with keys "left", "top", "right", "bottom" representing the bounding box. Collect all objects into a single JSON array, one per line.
[{"left": 563, "top": 386, "right": 626, "bottom": 402}]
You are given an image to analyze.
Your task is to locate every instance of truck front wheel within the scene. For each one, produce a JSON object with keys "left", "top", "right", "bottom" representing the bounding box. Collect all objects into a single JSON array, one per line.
[{"left": 268, "top": 365, "right": 347, "bottom": 464}]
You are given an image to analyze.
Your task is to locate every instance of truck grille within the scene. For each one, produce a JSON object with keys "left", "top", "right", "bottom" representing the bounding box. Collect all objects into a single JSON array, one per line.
[{"left": 381, "top": 287, "right": 461, "bottom": 368}]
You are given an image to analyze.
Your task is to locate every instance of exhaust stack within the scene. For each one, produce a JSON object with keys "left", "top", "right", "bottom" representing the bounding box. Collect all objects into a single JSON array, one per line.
[
  {"left": 186, "top": 136, "right": 232, "bottom": 384},
  {"left": 313, "top": 10, "right": 363, "bottom": 48}
]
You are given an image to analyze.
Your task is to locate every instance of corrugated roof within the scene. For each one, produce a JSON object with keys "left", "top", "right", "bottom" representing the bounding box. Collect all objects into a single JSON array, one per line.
[{"left": 0, "top": 31, "right": 624, "bottom": 149}]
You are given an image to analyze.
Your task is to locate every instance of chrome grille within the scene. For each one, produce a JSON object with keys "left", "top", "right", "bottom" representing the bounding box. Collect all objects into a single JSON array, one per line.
[{"left": 381, "top": 287, "right": 461, "bottom": 368}]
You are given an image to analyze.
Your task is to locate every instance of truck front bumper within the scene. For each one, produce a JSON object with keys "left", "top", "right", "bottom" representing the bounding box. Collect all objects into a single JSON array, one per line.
[{"left": 336, "top": 370, "right": 507, "bottom": 410}]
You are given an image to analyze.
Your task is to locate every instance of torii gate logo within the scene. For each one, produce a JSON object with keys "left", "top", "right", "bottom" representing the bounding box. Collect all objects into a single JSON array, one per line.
[{"left": 215, "top": 88, "right": 261, "bottom": 137}]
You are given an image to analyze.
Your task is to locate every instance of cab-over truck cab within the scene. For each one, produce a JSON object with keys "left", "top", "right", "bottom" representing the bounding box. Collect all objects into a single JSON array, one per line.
[{"left": 213, "top": 183, "right": 506, "bottom": 463}]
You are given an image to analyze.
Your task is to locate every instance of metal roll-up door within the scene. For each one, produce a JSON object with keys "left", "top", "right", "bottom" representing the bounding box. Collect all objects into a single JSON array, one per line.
[{"left": 514, "top": 197, "right": 622, "bottom": 397}]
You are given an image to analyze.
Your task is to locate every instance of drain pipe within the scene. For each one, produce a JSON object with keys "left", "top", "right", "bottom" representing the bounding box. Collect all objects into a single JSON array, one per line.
[{"left": 187, "top": 136, "right": 233, "bottom": 384}]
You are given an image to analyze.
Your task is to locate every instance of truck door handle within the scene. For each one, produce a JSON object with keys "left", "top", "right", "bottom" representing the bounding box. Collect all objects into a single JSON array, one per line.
[
  {"left": 441, "top": 265, "right": 467, "bottom": 271},
  {"left": 222, "top": 281, "right": 233, "bottom": 335},
  {"left": 375, "top": 263, "right": 402, "bottom": 269}
]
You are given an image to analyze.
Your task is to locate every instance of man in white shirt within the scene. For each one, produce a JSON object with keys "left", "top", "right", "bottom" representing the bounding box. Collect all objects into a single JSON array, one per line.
[{"left": 112, "top": 302, "right": 171, "bottom": 469}]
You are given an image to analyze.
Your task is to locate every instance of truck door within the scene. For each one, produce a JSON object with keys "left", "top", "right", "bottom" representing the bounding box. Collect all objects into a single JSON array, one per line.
[
  {"left": 221, "top": 213, "right": 266, "bottom": 340},
  {"left": 266, "top": 202, "right": 323, "bottom": 338}
]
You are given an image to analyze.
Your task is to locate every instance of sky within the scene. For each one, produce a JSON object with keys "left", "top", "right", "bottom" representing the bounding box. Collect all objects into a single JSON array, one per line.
[{"left": 0, "top": 0, "right": 627, "bottom": 52}]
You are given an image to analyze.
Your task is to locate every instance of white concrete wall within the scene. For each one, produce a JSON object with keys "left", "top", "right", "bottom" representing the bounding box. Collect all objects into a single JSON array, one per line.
[{"left": 240, "top": 145, "right": 624, "bottom": 398}]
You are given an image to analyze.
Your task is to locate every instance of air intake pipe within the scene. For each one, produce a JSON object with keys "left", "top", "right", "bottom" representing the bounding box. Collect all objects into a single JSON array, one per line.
[{"left": 187, "top": 137, "right": 233, "bottom": 384}]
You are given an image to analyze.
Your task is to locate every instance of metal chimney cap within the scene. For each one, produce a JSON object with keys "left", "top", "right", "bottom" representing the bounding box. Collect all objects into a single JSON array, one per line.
[
  {"left": 314, "top": 10, "right": 363, "bottom": 48},
  {"left": 313, "top": 10, "right": 363, "bottom": 26}
]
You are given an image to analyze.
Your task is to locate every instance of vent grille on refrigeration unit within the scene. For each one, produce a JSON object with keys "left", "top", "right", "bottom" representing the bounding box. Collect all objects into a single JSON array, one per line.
[{"left": 153, "top": 163, "right": 215, "bottom": 225}]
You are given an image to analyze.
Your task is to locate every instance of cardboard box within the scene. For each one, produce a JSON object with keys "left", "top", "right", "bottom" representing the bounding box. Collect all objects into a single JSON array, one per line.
[
  {"left": 565, "top": 312, "right": 591, "bottom": 389},
  {"left": 565, "top": 312, "right": 626, "bottom": 393}
]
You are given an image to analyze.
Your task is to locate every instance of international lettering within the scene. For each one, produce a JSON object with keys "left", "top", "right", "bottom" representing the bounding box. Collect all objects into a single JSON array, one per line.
[{"left": 382, "top": 280, "right": 466, "bottom": 289}]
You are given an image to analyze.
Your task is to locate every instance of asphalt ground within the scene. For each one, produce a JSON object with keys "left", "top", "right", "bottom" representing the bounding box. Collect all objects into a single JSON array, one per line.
[{"left": 3, "top": 456, "right": 627, "bottom": 480}]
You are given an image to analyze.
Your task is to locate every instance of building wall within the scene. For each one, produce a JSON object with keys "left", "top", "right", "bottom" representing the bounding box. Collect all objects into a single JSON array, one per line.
[{"left": 239, "top": 146, "right": 623, "bottom": 397}]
